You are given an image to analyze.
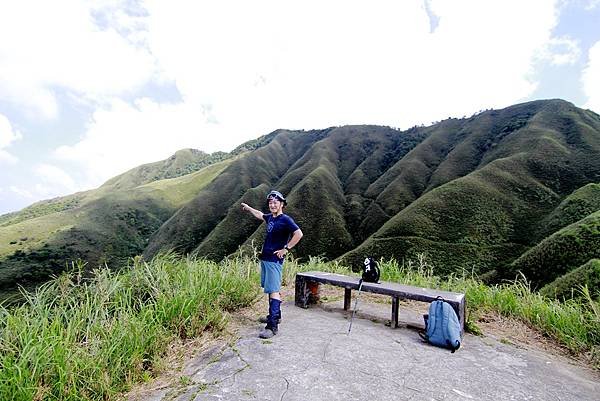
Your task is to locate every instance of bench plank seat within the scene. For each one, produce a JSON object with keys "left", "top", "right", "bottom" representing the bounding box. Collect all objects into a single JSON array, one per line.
[{"left": 295, "top": 271, "right": 466, "bottom": 333}]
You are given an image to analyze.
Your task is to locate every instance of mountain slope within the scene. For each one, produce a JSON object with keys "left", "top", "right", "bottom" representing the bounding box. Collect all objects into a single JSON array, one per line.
[
  {"left": 0, "top": 154, "right": 230, "bottom": 289},
  {"left": 101, "top": 148, "right": 229, "bottom": 190},
  {"left": 341, "top": 100, "right": 600, "bottom": 275},
  {"left": 505, "top": 210, "right": 600, "bottom": 287},
  {"left": 536, "top": 183, "right": 600, "bottom": 241},
  {"left": 144, "top": 99, "right": 600, "bottom": 283},
  {"left": 142, "top": 101, "right": 600, "bottom": 277},
  {"left": 3, "top": 99, "right": 600, "bottom": 295},
  {"left": 540, "top": 259, "right": 600, "bottom": 299},
  {"left": 143, "top": 125, "right": 430, "bottom": 260}
]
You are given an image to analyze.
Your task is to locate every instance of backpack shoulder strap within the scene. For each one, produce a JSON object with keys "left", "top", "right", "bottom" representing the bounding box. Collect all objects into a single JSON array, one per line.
[
  {"left": 442, "top": 302, "right": 460, "bottom": 353},
  {"left": 427, "top": 300, "right": 439, "bottom": 335}
]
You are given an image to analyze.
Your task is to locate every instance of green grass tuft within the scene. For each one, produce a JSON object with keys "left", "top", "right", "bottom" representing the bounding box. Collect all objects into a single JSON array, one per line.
[{"left": 0, "top": 253, "right": 259, "bottom": 400}]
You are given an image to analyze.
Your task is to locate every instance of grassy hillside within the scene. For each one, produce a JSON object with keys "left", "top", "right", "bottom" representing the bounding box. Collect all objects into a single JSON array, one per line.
[
  {"left": 144, "top": 100, "right": 600, "bottom": 293},
  {"left": 145, "top": 125, "right": 430, "bottom": 261},
  {"left": 342, "top": 151, "right": 564, "bottom": 274},
  {"left": 505, "top": 210, "right": 600, "bottom": 287},
  {"left": 101, "top": 148, "right": 229, "bottom": 190},
  {"left": 537, "top": 183, "right": 600, "bottom": 240},
  {"left": 0, "top": 254, "right": 259, "bottom": 400},
  {"left": 143, "top": 128, "right": 335, "bottom": 259},
  {"left": 0, "top": 158, "right": 231, "bottom": 290},
  {"left": 3, "top": 99, "right": 600, "bottom": 296},
  {"left": 0, "top": 194, "right": 172, "bottom": 289},
  {"left": 0, "top": 193, "right": 86, "bottom": 227},
  {"left": 343, "top": 101, "right": 600, "bottom": 276},
  {"left": 0, "top": 148, "right": 226, "bottom": 228},
  {"left": 540, "top": 259, "right": 600, "bottom": 300}
]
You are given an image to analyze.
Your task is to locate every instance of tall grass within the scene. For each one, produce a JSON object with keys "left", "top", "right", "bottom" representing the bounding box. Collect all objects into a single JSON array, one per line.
[
  {"left": 1, "top": 253, "right": 599, "bottom": 401},
  {"left": 0, "top": 253, "right": 259, "bottom": 401}
]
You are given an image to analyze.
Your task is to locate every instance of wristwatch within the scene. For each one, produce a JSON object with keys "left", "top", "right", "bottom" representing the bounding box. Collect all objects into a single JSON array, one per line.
[{"left": 284, "top": 245, "right": 290, "bottom": 251}]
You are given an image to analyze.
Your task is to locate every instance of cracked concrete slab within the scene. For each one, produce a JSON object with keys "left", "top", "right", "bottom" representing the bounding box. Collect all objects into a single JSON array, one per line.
[{"left": 128, "top": 298, "right": 600, "bottom": 401}]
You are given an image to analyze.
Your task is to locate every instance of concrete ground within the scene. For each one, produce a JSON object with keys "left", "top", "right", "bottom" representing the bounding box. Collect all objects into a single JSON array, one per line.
[{"left": 127, "top": 296, "right": 600, "bottom": 401}]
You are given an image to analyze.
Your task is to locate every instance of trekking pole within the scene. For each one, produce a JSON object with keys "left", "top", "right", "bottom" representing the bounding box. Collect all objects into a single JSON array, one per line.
[{"left": 347, "top": 278, "right": 364, "bottom": 335}]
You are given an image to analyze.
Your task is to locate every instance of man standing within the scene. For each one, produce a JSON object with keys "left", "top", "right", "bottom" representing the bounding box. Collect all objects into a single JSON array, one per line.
[{"left": 241, "top": 190, "right": 303, "bottom": 339}]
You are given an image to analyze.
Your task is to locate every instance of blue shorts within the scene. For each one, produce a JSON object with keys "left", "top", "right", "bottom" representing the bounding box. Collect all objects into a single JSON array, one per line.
[{"left": 260, "top": 260, "right": 282, "bottom": 293}]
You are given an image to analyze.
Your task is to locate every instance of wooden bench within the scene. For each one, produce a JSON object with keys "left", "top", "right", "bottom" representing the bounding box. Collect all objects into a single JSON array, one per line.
[{"left": 295, "top": 271, "right": 466, "bottom": 333}]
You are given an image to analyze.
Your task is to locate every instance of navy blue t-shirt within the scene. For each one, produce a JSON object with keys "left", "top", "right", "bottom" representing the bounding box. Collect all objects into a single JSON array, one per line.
[{"left": 260, "top": 213, "right": 300, "bottom": 263}]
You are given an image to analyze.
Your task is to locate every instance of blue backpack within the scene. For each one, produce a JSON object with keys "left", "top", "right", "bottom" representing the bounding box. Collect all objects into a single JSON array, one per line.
[{"left": 421, "top": 297, "right": 461, "bottom": 352}]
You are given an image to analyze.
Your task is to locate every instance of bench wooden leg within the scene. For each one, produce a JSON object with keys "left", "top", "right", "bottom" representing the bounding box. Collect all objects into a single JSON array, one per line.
[
  {"left": 344, "top": 288, "right": 351, "bottom": 311},
  {"left": 295, "top": 275, "right": 311, "bottom": 308},
  {"left": 458, "top": 298, "right": 466, "bottom": 335},
  {"left": 391, "top": 296, "right": 399, "bottom": 328}
]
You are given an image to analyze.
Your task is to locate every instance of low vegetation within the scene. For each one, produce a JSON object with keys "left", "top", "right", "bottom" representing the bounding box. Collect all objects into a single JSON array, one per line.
[
  {"left": 101, "top": 148, "right": 229, "bottom": 190},
  {"left": 0, "top": 253, "right": 258, "bottom": 401},
  {"left": 1, "top": 253, "right": 599, "bottom": 400}
]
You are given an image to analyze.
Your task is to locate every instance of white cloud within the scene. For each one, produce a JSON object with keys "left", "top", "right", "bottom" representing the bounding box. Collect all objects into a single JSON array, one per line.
[
  {"left": 0, "top": 0, "right": 157, "bottom": 119},
  {"left": 540, "top": 36, "right": 581, "bottom": 65},
  {"left": 0, "top": 151, "right": 18, "bottom": 165},
  {"left": 585, "top": 0, "right": 600, "bottom": 10},
  {"left": 142, "top": 0, "right": 560, "bottom": 128},
  {"left": 34, "top": 164, "right": 77, "bottom": 192},
  {"left": 0, "top": 114, "right": 21, "bottom": 148},
  {"left": 5, "top": 165, "right": 77, "bottom": 204},
  {"left": 54, "top": 98, "right": 228, "bottom": 186},
  {"left": 9, "top": 186, "right": 34, "bottom": 199},
  {"left": 46, "top": 0, "right": 562, "bottom": 188},
  {"left": 582, "top": 40, "right": 600, "bottom": 113},
  {"left": 0, "top": 113, "right": 21, "bottom": 164},
  {"left": 0, "top": 0, "right": 563, "bottom": 193}
]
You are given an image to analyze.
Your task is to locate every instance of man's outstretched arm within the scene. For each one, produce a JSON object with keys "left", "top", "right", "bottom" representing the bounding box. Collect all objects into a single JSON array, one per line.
[{"left": 241, "top": 203, "right": 264, "bottom": 221}]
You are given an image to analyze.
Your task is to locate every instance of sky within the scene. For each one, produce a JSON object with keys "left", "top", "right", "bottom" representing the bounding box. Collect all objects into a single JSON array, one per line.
[{"left": 1, "top": 0, "right": 600, "bottom": 215}]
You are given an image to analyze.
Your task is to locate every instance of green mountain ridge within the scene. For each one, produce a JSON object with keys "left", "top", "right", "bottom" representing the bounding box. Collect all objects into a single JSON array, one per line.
[
  {"left": 101, "top": 148, "right": 229, "bottom": 190},
  {"left": 505, "top": 209, "right": 600, "bottom": 287},
  {"left": 536, "top": 183, "right": 600, "bottom": 241},
  {"left": 0, "top": 152, "right": 232, "bottom": 289},
  {"left": 540, "top": 258, "right": 600, "bottom": 299},
  {"left": 2, "top": 99, "right": 600, "bottom": 297}
]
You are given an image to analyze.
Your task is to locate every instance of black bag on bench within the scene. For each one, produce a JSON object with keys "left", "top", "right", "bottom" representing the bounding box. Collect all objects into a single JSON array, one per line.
[{"left": 361, "top": 257, "right": 380, "bottom": 283}]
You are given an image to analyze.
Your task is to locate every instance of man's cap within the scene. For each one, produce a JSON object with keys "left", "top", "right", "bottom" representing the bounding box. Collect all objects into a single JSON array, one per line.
[{"left": 267, "top": 190, "right": 287, "bottom": 204}]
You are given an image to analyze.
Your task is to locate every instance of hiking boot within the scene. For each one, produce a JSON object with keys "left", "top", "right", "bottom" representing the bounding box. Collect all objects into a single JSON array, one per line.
[{"left": 259, "top": 326, "right": 278, "bottom": 339}]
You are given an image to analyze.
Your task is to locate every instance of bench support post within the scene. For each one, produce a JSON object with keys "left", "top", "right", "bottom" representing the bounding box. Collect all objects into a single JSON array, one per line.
[
  {"left": 458, "top": 298, "right": 466, "bottom": 335},
  {"left": 344, "top": 288, "right": 351, "bottom": 311},
  {"left": 295, "top": 275, "right": 310, "bottom": 308},
  {"left": 391, "top": 296, "right": 399, "bottom": 328}
]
